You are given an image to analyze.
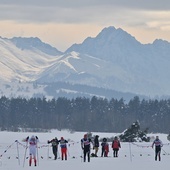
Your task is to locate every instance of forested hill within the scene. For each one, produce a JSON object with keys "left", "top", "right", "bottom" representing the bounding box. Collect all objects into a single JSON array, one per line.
[{"left": 0, "top": 96, "right": 169, "bottom": 133}]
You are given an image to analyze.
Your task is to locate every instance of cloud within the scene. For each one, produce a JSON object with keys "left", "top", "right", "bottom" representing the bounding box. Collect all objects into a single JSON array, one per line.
[
  {"left": 0, "top": 0, "right": 170, "bottom": 24},
  {"left": 0, "top": 0, "right": 170, "bottom": 51},
  {"left": 1, "top": 0, "right": 170, "bottom": 10}
]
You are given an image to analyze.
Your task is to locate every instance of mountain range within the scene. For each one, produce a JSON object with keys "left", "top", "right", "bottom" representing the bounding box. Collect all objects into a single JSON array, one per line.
[{"left": 0, "top": 26, "right": 170, "bottom": 101}]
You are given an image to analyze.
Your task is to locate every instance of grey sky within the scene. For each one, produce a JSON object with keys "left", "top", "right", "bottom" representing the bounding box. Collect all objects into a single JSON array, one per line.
[
  {"left": 0, "top": 0, "right": 170, "bottom": 23},
  {"left": 0, "top": 0, "right": 170, "bottom": 51}
]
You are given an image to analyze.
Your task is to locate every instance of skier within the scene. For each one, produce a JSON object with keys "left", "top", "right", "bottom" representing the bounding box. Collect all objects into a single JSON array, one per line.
[
  {"left": 81, "top": 134, "right": 93, "bottom": 162},
  {"left": 101, "top": 138, "right": 109, "bottom": 157},
  {"left": 25, "top": 135, "right": 39, "bottom": 166},
  {"left": 152, "top": 136, "right": 163, "bottom": 161},
  {"left": 47, "top": 137, "right": 59, "bottom": 160},
  {"left": 93, "top": 135, "right": 99, "bottom": 157},
  {"left": 58, "top": 137, "right": 68, "bottom": 160},
  {"left": 112, "top": 136, "right": 121, "bottom": 157},
  {"left": 104, "top": 141, "right": 109, "bottom": 157}
]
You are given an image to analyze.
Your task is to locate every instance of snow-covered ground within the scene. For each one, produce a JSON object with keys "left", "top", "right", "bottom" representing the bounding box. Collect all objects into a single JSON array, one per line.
[{"left": 0, "top": 130, "right": 170, "bottom": 170}]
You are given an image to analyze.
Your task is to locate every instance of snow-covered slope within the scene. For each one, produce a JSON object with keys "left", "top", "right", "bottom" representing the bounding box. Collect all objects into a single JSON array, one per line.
[
  {"left": 0, "top": 26, "right": 170, "bottom": 98},
  {"left": 0, "top": 37, "right": 60, "bottom": 82}
]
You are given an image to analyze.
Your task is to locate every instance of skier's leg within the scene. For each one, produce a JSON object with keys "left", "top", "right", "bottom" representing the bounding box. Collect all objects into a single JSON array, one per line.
[
  {"left": 113, "top": 149, "right": 116, "bottom": 157},
  {"left": 158, "top": 151, "right": 161, "bottom": 161},
  {"left": 56, "top": 147, "right": 58, "bottom": 159},
  {"left": 101, "top": 149, "right": 103, "bottom": 157},
  {"left": 65, "top": 148, "right": 67, "bottom": 160},
  {"left": 29, "top": 155, "right": 32, "bottom": 166},
  {"left": 88, "top": 151, "right": 90, "bottom": 162},
  {"left": 34, "top": 155, "right": 37, "bottom": 166},
  {"left": 105, "top": 151, "right": 108, "bottom": 157},
  {"left": 53, "top": 147, "right": 57, "bottom": 160},
  {"left": 155, "top": 150, "right": 158, "bottom": 161},
  {"left": 61, "top": 149, "right": 64, "bottom": 160},
  {"left": 116, "top": 150, "right": 118, "bottom": 157},
  {"left": 95, "top": 147, "right": 98, "bottom": 156},
  {"left": 84, "top": 150, "right": 86, "bottom": 162}
]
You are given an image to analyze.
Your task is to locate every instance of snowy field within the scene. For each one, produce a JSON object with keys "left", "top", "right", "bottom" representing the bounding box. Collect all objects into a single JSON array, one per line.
[{"left": 0, "top": 130, "right": 170, "bottom": 170}]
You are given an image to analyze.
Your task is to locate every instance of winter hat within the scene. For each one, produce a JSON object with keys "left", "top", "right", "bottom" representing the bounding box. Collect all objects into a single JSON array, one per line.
[{"left": 31, "top": 135, "right": 35, "bottom": 139}]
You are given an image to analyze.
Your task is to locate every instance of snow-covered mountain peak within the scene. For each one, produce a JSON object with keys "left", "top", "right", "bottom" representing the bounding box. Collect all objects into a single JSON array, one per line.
[
  {"left": 8, "top": 37, "right": 62, "bottom": 56},
  {"left": 66, "top": 26, "right": 142, "bottom": 62},
  {"left": 95, "top": 26, "right": 139, "bottom": 44}
]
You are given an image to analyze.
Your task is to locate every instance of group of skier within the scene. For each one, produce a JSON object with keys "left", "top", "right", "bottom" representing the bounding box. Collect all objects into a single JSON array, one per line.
[
  {"left": 25, "top": 135, "right": 68, "bottom": 166},
  {"left": 81, "top": 134, "right": 121, "bottom": 162},
  {"left": 24, "top": 134, "right": 162, "bottom": 166},
  {"left": 47, "top": 137, "right": 68, "bottom": 161}
]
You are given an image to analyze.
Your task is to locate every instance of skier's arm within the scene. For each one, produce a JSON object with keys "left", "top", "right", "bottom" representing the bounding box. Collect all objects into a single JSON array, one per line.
[
  {"left": 26, "top": 136, "right": 29, "bottom": 142},
  {"left": 112, "top": 141, "right": 114, "bottom": 148},
  {"left": 81, "top": 139, "right": 84, "bottom": 149},
  {"left": 47, "top": 140, "right": 51, "bottom": 144},
  {"left": 90, "top": 138, "right": 94, "bottom": 147}
]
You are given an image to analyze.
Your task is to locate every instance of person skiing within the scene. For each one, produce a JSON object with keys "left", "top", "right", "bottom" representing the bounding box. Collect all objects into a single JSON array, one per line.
[
  {"left": 48, "top": 137, "right": 59, "bottom": 160},
  {"left": 152, "top": 136, "right": 163, "bottom": 161},
  {"left": 58, "top": 137, "right": 68, "bottom": 160},
  {"left": 93, "top": 135, "right": 99, "bottom": 157},
  {"left": 25, "top": 135, "right": 39, "bottom": 166},
  {"left": 81, "top": 134, "right": 93, "bottom": 162},
  {"left": 101, "top": 138, "right": 109, "bottom": 157},
  {"left": 112, "top": 136, "right": 121, "bottom": 157}
]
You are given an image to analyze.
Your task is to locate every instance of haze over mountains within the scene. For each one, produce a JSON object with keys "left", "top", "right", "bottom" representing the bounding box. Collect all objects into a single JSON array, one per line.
[{"left": 0, "top": 26, "right": 170, "bottom": 100}]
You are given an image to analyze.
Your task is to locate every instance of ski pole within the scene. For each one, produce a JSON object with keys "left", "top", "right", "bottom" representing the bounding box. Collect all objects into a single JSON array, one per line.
[
  {"left": 23, "top": 142, "right": 28, "bottom": 167},
  {"left": 129, "top": 142, "right": 132, "bottom": 162},
  {"left": 67, "top": 148, "right": 70, "bottom": 157},
  {"left": 16, "top": 141, "right": 20, "bottom": 165},
  {"left": 0, "top": 158, "right": 2, "bottom": 167},
  {"left": 81, "top": 149, "right": 83, "bottom": 163},
  {"left": 36, "top": 145, "right": 39, "bottom": 166},
  {"left": 57, "top": 148, "right": 60, "bottom": 159},
  {"left": 47, "top": 145, "right": 49, "bottom": 160},
  {"left": 162, "top": 148, "right": 169, "bottom": 155},
  {"left": 0, "top": 141, "right": 16, "bottom": 158}
]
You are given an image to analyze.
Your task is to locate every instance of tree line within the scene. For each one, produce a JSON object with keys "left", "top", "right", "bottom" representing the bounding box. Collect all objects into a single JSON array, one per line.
[{"left": 0, "top": 96, "right": 170, "bottom": 133}]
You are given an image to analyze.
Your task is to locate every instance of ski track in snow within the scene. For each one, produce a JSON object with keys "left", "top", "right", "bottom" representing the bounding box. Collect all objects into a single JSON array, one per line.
[{"left": 0, "top": 130, "right": 170, "bottom": 170}]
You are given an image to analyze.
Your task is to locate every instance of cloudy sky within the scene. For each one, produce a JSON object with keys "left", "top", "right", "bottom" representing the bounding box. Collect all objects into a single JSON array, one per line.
[{"left": 0, "top": 0, "right": 170, "bottom": 51}]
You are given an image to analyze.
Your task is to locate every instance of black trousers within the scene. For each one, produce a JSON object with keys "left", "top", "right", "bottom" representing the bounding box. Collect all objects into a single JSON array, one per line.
[
  {"left": 52, "top": 146, "right": 58, "bottom": 160},
  {"left": 155, "top": 147, "right": 161, "bottom": 161},
  {"left": 83, "top": 149, "right": 90, "bottom": 162},
  {"left": 113, "top": 148, "right": 119, "bottom": 157}
]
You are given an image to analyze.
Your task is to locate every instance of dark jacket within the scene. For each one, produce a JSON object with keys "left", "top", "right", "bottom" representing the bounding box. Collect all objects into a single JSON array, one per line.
[
  {"left": 48, "top": 138, "right": 59, "bottom": 147},
  {"left": 81, "top": 138, "right": 92, "bottom": 151},
  {"left": 58, "top": 139, "right": 68, "bottom": 148},
  {"left": 94, "top": 136, "right": 99, "bottom": 147}
]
